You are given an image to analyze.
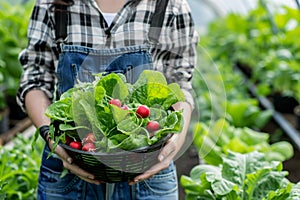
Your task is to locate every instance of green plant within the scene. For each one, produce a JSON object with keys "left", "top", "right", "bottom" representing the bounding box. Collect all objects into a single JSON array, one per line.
[
  {"left": 0, "top": 134, "right": 43, "bottom": 200},
  {"left": 193, "top": 119, "right": 294, "bottom": 166},
  {"left": 181, "top": 151, "right": 300, "bottom": 200},
  {"left": 0, "top": 1, "right": 34, "bottom": 103},
  {"left": 226, "top": 98, "right": 273, "bottom": 129},
  {"left": 192, "top": 50, "right": 272, "bottom": 129},
  {"left": 201, "top": 1, "right": 300, "bottom": 101}
]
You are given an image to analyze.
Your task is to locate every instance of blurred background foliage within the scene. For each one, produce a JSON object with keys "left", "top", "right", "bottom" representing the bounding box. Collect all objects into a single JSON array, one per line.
[{"left": 0, "top": 0, "right": 33, "bottom": 111}]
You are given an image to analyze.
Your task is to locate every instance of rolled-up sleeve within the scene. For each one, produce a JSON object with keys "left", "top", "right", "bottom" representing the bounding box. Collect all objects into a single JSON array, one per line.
[
  {"left": 17, "top": 1, "right": 57, "bottom": 112},
  {"left": 152, "top": 0, "right": 199, "bottom": 109}
]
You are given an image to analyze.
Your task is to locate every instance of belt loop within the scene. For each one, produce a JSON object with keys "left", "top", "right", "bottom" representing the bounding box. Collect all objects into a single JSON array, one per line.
[
  {"left": 131, "top": 183, "right": 136, "bottom": 200},
  {"left": 105, "top": 183, "right": 115, "bottom": 200}
]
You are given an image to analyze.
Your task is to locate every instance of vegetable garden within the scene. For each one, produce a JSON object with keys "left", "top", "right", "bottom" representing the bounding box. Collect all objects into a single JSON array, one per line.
[{"left": 1, "top": 0, "right": 300, "bottom": 199}]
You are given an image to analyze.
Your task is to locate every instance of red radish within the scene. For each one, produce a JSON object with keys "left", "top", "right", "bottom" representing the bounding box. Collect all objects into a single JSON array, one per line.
[
  {"left": 109, "top": 99, "right": 122, "bottom": 107},
  {"left": 136, "top": 105, "right": 150, "bottom": 118},
  {"left": 69, "top": 141, "right": 82, "bottom": 150},
  {"left": 147, "top": 121, "right": 160, "bottom": 132},
  {"left": 82, "top": 142, "right": 96, "bottom": 152},
  {"left": 84, "top": 132, "right": 96, "bottom": 143}
]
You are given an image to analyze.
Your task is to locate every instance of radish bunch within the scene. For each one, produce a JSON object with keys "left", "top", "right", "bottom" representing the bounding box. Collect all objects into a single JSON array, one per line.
[{"left": 67, "top": 133, "right": 96, "bottom": 152}]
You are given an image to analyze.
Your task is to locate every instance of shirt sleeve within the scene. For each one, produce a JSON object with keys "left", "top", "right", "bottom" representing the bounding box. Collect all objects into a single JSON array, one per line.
[
  {"left": 17, "top": 0, "right": 57, "bottom": 113},
  {"left": 152, "top": 0, "right": 199, "bottom": 109}
]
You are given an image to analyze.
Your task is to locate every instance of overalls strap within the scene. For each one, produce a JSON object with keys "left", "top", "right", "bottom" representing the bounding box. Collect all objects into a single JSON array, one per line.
[
  {"left": 149, "top": 0, "right": 170, "bottom": 43},
  {"left": 54, "top": 4, "right": 67, "bottom": 43},
  {"left": 53, "top": 0, "right": 74, "bottom": 44}
]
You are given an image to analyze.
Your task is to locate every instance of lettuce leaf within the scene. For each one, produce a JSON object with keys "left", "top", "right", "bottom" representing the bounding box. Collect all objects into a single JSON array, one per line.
[
  {"left": 45, "top": 98, "right": 73, "bottom": 122},
  {"left": 96, "top": 73, "right": 129, "bottom": 101},
  {"left": 181, "top": 151, "right": 298, "bottom": 200},
  {"left": 110, "top": 129, "right": 149, "bottom": 151},
  {"left": 130, "top": 70, "right": 185, "bottom": 109}
]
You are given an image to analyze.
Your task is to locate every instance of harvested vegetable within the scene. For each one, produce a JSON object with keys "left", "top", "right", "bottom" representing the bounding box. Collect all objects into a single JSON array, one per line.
[{"left": 45, "top": 70, "right": 186, "bottom": 152}]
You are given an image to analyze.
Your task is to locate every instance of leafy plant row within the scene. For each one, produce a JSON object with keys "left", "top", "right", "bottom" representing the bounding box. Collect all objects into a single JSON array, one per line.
[
  {"left": 0, "top": 1, "right": 33, "bottom": 111},
  {"left": 0, "top": 135, "right": 43, "bottom": 200},
  {"left": 181, "top": 151, "right": 300, "bottom": 200},
  {"left": 193, "top": 119, "right": 294, "bottom": 166},
  {"left": 183, "top": 52, "right": 298, "bottom": 199},
  {"left": 184, "top": 46, "right": 297, "bottom": 198},
  {"left": 182, "top": 1, "right": 300, "bottom": 198},
  {"left": 192, "top": 46, "right": 273, "bottom": 130},
  {"left": 199, "top": 0, "right": 300, "bottom": 104}
]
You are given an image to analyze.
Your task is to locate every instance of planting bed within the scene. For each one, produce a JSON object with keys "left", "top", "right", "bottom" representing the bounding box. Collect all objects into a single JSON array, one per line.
[
  {"left": 262, "top": 118, "right": 300, "bottom": 183},
  {"left": 238, "top": 66, "right": 300, "bottom": 183}
]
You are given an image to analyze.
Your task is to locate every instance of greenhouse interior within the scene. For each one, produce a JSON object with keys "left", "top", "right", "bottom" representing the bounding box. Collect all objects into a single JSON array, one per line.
[{"left": 1, "top": 0, "right": 300, "bottom": 199}]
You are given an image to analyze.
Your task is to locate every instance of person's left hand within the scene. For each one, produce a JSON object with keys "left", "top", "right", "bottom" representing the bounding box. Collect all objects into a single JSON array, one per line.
[{"left": 128, "top": 133, "right": 183, "bottom": 185}]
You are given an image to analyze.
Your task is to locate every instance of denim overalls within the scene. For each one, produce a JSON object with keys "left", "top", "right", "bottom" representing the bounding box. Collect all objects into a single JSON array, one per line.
[{"left": 37, "top": 43, "right": 178, "bottom": 199}]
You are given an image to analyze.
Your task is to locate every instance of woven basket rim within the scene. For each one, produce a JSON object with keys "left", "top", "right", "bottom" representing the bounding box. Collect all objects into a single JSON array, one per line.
[{"left": 60, "top": 133, "right": 172, "bottom": 156}]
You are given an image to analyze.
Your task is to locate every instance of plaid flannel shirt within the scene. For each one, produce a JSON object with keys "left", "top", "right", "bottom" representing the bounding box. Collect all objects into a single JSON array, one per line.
[{"left": 17, "top": 0, "right": 199, "bottom": 112}]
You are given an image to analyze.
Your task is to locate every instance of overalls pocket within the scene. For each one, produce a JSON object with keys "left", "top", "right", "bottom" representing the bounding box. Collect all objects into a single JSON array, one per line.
[{"left": 105, "top": 51, "right": 153, "bottom": 83}]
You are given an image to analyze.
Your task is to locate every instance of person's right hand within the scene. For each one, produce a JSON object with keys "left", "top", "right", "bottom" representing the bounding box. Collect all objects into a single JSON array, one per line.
[{"left": 47, "top": 138, "right": 102, "bottom": 185}]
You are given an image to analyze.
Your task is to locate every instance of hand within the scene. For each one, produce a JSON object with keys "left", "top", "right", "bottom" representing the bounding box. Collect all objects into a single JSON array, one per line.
[
  {"left": 47, "top": 137, "right": 102, "bottom": 185},
  {"left": 128, "top": 133, "right": 184, "bottom": 185},
  {"left": 129, "top": 101, "right": 192, "bottom": 185}
]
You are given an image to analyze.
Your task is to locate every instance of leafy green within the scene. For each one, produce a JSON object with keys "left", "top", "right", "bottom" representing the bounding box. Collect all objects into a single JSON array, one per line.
[
  {"left": 0, "top": 134, "right": 43, "bottom": 200},
  {"left": 45, "top": 97, "right": 73, "bottom": 122},
  {"left": 181, "top": 151, "right": 300, "bottom": 200},
  {"left": 226, "top": 99, "right": 273, "bottom": 129},
  {"left": 193, "top": 119, "right": 294, "bottom": 166},
  {"left": 96, "top": 73, "right": 129, "bottom": 101},
  {"left": 192, "top": 46, "right": 272, "bottom": 130},
  {"left": 0, "top": 0, "right": 34, "bottom": 109},
  {"left": 200, "top": 2, "right": 300, "bottom": 102},
  {"left": 45, "top": 70, "right": 185, "bottom": 152},
  {"left": 130, "top": 70, "right": 185, "bottom": 109}
]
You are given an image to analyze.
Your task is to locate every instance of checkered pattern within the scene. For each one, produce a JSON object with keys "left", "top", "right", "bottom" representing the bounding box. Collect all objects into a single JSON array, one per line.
[{"left": 17, "top": 0, "right": 199, "bottom": 111}]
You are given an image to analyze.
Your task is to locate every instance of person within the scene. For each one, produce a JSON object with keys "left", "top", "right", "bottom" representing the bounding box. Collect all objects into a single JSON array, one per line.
[{"left": 17, "top": 0, "right": 198, "bottom": 199}]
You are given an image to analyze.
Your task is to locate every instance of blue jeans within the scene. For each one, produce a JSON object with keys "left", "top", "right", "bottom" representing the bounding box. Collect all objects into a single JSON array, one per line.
[{"left": 37, "top": 146, "right": 178, "bottom": 200}]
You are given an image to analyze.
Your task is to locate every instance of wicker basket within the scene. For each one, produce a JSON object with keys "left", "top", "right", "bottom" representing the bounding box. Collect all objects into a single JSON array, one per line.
[{"left": 60, "top": 134, "right": 171, "bottom": 183}]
